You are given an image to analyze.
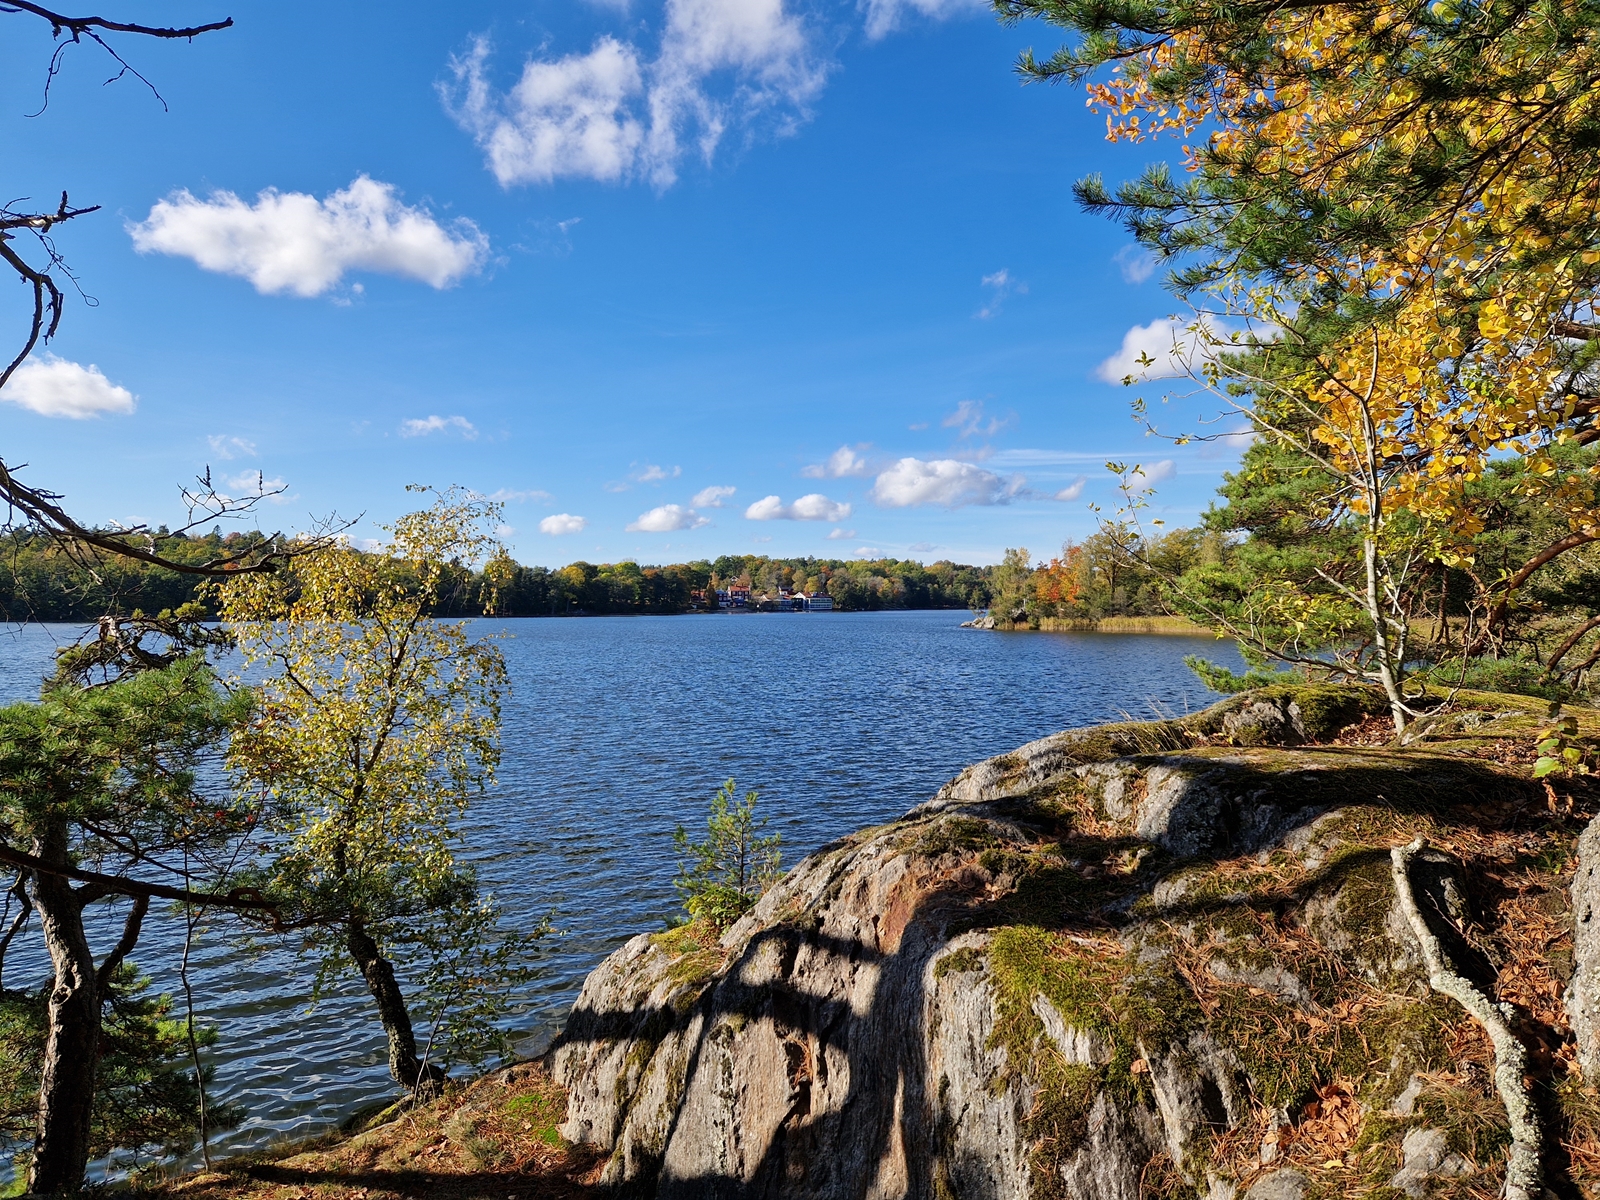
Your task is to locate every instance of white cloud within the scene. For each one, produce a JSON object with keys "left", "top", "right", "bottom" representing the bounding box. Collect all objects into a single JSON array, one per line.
[
  {"left": 744, "top": 493, "right": 851, "bottom": 521},
  {"left": 645, "top": 0, "right": 825, "bottom": 187},
  {"left": 801, "top": 444, "right": 871, "bottom": 478},
  {"left": 693, "top": 484, "right": 737, "bottom": 507},
  {"left": 540, "top": 513, "right": 589, "bottom": 535},
  {"left": 1097, "top": 318, "right": 1193, "bottom": 383},
  {"left": 870, "top": 457, "right": 1023, "bottom": 508},
  {"left": 628, "top": 503, "right": 710, "bottom": 531},
  {"left": 401, "top": 414, "right": 478, "bottom": 439},
  {"left": 943, "top": 399, "right": 1012, "bottom": 439},
  {"left": 853, "top": 545, "right": 881, "bottom": 559},
  {"left": 223, "top": 470, "right": 292, "bottom": 503},
  {"left": 862, "top": 0, "right": 985, "bottom": 39},
  {"left": 207, "top": 434, "right": 256, "bottom": 459},
  {"left": 1054, "top": 476, "right": 1088, "bottom": 502},
  {"left": 444, "top": 0, "right": 825, "bottom": 191},
  {"left": 491, "top": 488, "right": 554, "bottom": 503},
  {"left": 1095, "top": 315, "right": 1272, "bottom": 384},
  {"left": 1114, "top": 244, "right": 1157, "bottom": 284},
  {"left": 1132, "top": 460, "right": 1177, "bottom": 491},
  {"left": 975, "top": 267, "right": 1026, "bottom": 319},
  {"left": 445, "top": 37, "right": 645, "bottom": 187},
  {"left": 826, "top": 527, "right": 856, "bottom": 540},
  {"left": 908, "top": 541, "right": 940, "bottom": 553},
  {"left": 0, "top": 356, "right": 135, "bottom": 419},
  {"left": 635, "top": 463, "right": 682, "bottom": 483},
  {"left": 129, "top": 176, "right": 487, "bottom": 298}
]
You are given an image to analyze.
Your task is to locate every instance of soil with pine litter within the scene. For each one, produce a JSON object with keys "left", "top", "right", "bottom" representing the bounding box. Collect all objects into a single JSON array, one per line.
[{"left": 145, "top": 1064, "right": 600, "bottom": 1200}]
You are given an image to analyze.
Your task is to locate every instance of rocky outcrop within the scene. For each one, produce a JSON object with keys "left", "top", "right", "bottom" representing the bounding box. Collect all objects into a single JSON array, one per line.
[{"left": 553, "top": 687, "right": 1586, "bottom": 1198}]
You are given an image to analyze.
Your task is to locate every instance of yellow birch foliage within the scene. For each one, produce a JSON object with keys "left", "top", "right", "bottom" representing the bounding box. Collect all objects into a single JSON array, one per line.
[
  {"left": 218, "top": 487, "right": 508, "bottom": 933},
  {"left": 1082, "top": 1, "right": 1600, "bottom": 561}
]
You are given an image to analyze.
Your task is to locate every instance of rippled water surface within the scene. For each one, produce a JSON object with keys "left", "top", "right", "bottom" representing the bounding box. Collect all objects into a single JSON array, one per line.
[{"left": 0, "top": 612, "right": 1243, "bottom": 1159}]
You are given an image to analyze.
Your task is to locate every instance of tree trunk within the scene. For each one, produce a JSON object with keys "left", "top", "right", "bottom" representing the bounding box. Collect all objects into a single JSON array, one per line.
[
  {"left": 1363, "top": 534, "right": 1410, "bottom": 733},
  {"left": 29, "top": 822, "right": 97, "bottom": 1195},
  {"left": 346, "top": 919, "right": 444, "bottom": 1093}
]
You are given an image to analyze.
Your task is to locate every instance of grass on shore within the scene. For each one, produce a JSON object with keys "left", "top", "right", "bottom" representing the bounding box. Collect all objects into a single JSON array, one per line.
[
  {"left": 143, "top": 1064, "right": 597, "bottom": 1200},
  {"left": 992, "top": 615, "right": 1211, "bottom": 635}
]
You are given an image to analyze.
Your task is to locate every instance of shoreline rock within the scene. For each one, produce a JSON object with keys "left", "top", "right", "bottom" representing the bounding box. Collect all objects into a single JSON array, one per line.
[{"left": 551, "top": 685, "right": 1599, "bottom": 1198}]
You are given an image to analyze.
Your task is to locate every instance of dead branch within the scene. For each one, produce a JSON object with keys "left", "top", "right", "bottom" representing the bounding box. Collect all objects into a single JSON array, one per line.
[
  {"left": 2, "top": 1, "right": 230, "bottom": 39},
  {"left": 4, "top": 2, "right": 233, "bottom": 114},
  {"left": 0, "top": 192, "right": 97, "bottom": 389},
  {"left": 0, "top": 458, "right": 356, "bottom": 577},
  {"left": 1391, "top": 838, "right": 1542, "bottom": 1200}
]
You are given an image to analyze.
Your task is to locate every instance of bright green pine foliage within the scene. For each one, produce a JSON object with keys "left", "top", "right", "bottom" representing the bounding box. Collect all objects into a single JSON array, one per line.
[
  {"left": 0, "top": 656, "right": 252, "bottom": 1191},
  {"left": 0, "top": 965, "right": 242, "bottom": 1174},
  {"left": 673, "top": 779, "right": 783, "bottom": 932},
  {"left": 0, "top": 657, "right": 249, "bottom": 857}
]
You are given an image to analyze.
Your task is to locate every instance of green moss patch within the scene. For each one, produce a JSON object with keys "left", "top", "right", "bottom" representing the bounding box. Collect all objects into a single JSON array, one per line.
[
  {"left": 650, "top": 921, "right": 725, "bottom": 992},
  {"left": 986, "top": 926, "right": 1198, "bottom": 1194},
  {"left": 913, "top": 814, "right": 1007, "bottom": 858},
  {"left": 501, "top": 1091, "right": 565, "bottom": 1147},
  {"left": 934, "top": 946, "right": 988, "bottom": 979},
  {"left": 1264, "top": 684, "right": 1390, "bottom": 742}
]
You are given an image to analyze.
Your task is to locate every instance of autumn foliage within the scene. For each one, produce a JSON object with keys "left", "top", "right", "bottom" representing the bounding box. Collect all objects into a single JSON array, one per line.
[{"left": 1004, "top": 0, "right": 1600, "bottom": 727}]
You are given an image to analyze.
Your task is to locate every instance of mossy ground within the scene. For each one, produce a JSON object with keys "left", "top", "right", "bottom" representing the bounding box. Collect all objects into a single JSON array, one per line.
[
  {"left": 937, "top": 684, "right": 1600, "bottom": 1199},
  {"left": 139, "top": 1063, "right": 600, "bottom": 1200},
  {"left": 983, "top": 925, "right": 1194, "bottom": 1196}
]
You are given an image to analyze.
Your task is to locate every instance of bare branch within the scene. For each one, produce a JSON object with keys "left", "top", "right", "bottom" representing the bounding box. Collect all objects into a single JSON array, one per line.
[
  {"left": 5, "top": 2, "right": 232, "bottom": 112},
  {"left": 0, "top": 457, "right": 356, "bottom": 577},
  {"left": 0, "top": 841, "right": 276, "bottom": 913},
  {"left": 0, "top": 193, "right": 94, "bottom": 388},
  {"left": 1, "top": 1, "right": 231, "bottom": 40},
  {"left": 94, "top": 892, "right": 148, "bottom": 988}
]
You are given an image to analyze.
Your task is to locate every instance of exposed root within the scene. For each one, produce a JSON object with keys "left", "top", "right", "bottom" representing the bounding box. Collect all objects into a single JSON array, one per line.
[{"left": 1391, "top": 836, "right": 1544, "bottom": 1200}]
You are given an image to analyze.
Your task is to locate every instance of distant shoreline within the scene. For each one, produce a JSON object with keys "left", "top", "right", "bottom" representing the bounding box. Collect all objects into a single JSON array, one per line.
[{"left": 974, "top": 615, "right": 1213, "bottom": 636}]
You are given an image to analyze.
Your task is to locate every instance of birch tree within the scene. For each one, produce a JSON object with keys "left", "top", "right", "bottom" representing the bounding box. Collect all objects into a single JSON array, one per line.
[{"left": 221, "top": 488, "right": 530, "bottom": 1092}]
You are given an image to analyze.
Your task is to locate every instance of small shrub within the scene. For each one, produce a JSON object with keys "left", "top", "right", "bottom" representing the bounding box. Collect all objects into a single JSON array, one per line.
[
  {"left": 673, "top": 778, "right": 782, "bottom": 932},
  {"left": 1534, "top": 707, "right": 1593, "bottom": 778}
]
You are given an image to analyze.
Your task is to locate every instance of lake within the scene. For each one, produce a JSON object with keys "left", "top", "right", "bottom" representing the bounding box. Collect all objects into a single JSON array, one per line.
[{"left": 0, "top": 611, "right": 1244, "bottom": 1162}]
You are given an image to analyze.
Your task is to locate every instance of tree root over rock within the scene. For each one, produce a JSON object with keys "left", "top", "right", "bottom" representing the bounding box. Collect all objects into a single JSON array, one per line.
[{"left": 1390, "top": 837, "right": 1543, "bottom": 1200}]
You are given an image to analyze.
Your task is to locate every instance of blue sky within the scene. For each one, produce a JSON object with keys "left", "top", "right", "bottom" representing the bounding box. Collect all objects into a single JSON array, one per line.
[{"left": 0, "top": 0, "right": 1241, "bottom": 567}]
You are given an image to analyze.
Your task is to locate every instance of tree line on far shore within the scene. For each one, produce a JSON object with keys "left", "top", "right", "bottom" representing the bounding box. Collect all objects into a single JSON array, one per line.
[{"left": 0, "top": 535, "right": 1000, "bottom": 621}]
